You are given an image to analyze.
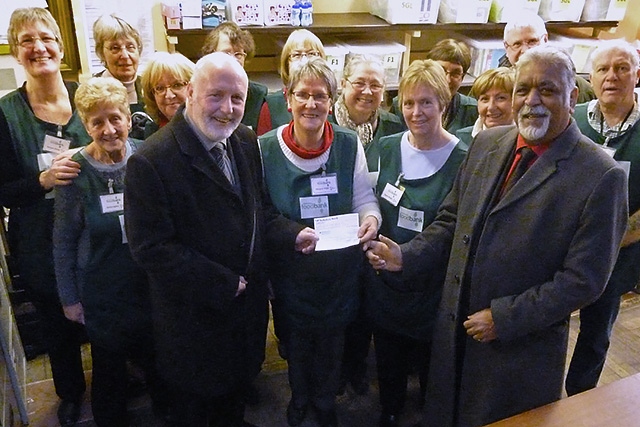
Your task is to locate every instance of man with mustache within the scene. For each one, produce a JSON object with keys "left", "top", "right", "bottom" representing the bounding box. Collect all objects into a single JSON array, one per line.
[
  {"left": 566, "top": 39, "right": 640, "bottom": 396},
  {"left": 123, "top": 52, "right": 318, "bottom": 426},
  {"left": 364, "top": 45, "right": 628, "bottom": 427}
]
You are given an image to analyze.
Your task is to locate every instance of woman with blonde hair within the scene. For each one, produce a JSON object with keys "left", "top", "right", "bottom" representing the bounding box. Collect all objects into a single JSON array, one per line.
[
  {"left": 256, "top": 29, "right": 326, "bottom": 135},
  {"left": 0, "top": 8, "right": 90, "bottom": 425},
  {"left": 366, "top": 59, "right": 467, "bottom": 427},
  {"left": 141, "top": 51, "right": 195, "bottom": 137},
  {"left": 456, "top": 67, "right": 516, "bottom": 147},
  {"left": 55, "top": 77, "right": 164, "bottom": 426}
]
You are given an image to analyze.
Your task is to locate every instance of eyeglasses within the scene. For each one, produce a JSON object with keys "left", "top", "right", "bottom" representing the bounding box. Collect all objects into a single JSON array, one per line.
[
  {"left": 292, "top": 91, "right": 330, "bottom": 104},
  {"left": 222, "top": 51, "right": 247, "bottom": 61},
  {"left": 443, "top": 69, "right": 465, "bottom": 80},
  {"left": 346, "top": 79, "right": 384, "bottom": 93},
  {"left": 153, "top": 82, "right": 188, "bottom": 96},
  {"left": 106, "top": 43, "right": 139, "bottom": 55},
  {"left": 18, "top": 36, "right": 58, "bottom": 49},
  {"left": 504, "top": 38, "right": 541, "bottom": 51},
  {"left": 289, "top": 51, "right": 321, "bottom": 61}
]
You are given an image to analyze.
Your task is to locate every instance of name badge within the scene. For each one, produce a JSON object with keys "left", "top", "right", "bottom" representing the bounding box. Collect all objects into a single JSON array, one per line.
[
  {"left": 119, "top": 214, "right": 128, "bottom": 244},
  {"left": 299, "top": 195, "right": 329, "bottom": 219},
  {"left": 310, "top": 173, "right": 338, "bottom": 195},
  {"left": 381, "top": 183, "right": 405, "bottom": 207},
  {"left": 43, "top": 134, "right": 71, "bottom": 155},
  {"left": 100, "top": 193, "right": 124, "bottom": 214},
  {"left": 397, "top": 206, "right": 424, "bottom": 233},
  {"left": 618, "top": 160, "right": 631, "bottom": 178}
]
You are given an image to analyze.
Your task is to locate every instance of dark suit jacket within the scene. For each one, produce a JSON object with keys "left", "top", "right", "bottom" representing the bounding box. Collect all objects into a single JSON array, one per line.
[
  {"left": 401, "top": 121, "right": 628, "bottom": 427},
  {"left": 124, "top": 108, "right": 302, "bottom": 396}
]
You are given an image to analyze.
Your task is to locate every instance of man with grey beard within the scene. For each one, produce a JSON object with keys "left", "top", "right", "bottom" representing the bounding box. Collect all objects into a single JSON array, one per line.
[{"left": 364, "top": 45, "right": 628, "bottom": 427}]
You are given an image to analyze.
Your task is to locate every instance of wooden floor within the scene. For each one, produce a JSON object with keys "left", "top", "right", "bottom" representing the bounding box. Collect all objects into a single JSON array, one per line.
[{"left": 23, "top": 291, "right": 640, "bottom": 426}]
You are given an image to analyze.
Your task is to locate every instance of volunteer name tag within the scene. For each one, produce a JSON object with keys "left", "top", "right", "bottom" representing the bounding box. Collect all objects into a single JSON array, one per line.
[
  {"left": 43, "top": 134, "right": 71, "bottom": 155},
  {"left": 100, "top": 193, "right": 124, "bottom": 214},
  {"left": 299, "top": 195, "right": 329, "bottom": 219},
  {"left": 397, "top": 206, "right": 424, "bottom": 233},
  {"left": 381, "top": 183, "right": 405, "bottom": 207},
  {"left": 310, "top": 173, "right": 338, "bottom": 195}
]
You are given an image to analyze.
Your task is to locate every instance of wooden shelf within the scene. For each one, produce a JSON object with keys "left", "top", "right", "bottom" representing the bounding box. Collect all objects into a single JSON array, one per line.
[
  {"left": 167, "top": 13, "right": 618, "bottom": 37},
  {"left": 166, "top": 13, "right": 618, "bottom": 79}
]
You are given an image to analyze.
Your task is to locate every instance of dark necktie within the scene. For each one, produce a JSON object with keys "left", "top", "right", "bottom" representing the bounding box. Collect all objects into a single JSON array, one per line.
[
  {"left": 502, "top": 147, "right": 536, "bottom": 196},
  {"left": 211, "top": 142, "right": 234, "bottom": 184}
]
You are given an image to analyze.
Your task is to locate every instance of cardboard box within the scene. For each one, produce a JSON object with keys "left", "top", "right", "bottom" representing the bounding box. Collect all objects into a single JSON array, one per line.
[
  {"left": 263, "top": 0, "right": 293, "bottom": 26},
  {"left": 581, "top": 0, "right": 628, "bottom": 21},
  {"left": 438, "top": 0, "right": 492, "bottom": 23},
  {"left": 489, "top": 0, "right": 541, "bottom": 23},
  {"left": 325, "top": 44, "right": 349, "bottom": 82},
  {"left": 551, "top": 34, "right": 600, "bottom": 73},
  {"left": 227, "top": 0, "right": 264, "bottom": 26},
  {"left": 341, "top": 41, "right": 407, "bottom": 85},
  {"left": 538, "top": 0, "right": 586, "bottom": 22},
  {"left": 369, "top": 0, "right": 441, "bottom": 24},
  {"left": 182, "top": 0, "right": 204, "bottom": 29},
  {"left": 161, "top": 3, "right": 181, "bottom": 18},
  {"left": 452, "top": 33, "right": 505, "bottom": 77}
]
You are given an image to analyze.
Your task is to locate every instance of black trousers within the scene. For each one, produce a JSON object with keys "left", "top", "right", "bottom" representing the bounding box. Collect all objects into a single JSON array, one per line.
[
  {"left": 288, "top": 325, "right": 345, "bottom": 413},
  {"left": 373, "top": 327, "right": 431, "bottom": 416},
  {"left": 31, "top": 291, "right": 86, "bottom": 402},
  {"left": 566, "top": 291, "right": 622, "bottom": 396},
  {"left": 340, "top": 307, "right": 372, "bottom": 384},
  {"left": 90, "top": 340, "right": 163, "bottom": 427}
]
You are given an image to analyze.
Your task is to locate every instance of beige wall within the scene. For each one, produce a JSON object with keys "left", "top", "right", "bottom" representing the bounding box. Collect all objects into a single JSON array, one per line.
[{"left": 313, "top": 0, "right": 368, "bottom": 13}]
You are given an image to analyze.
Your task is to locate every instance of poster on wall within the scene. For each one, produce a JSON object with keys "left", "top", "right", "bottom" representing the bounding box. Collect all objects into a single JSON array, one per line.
[{"left": 0, "top": 0, "right": 47, "bottom": 44}]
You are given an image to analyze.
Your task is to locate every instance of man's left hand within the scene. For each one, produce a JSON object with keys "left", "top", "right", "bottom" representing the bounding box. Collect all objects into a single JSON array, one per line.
[{"left": 464, "top": 308, "right": 498, "bottom": 343}]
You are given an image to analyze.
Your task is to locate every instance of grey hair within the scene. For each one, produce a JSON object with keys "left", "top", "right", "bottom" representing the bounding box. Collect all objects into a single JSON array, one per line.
[
  {"left": 343, "top": 54, "right": 386, "bottom": 85},
  {"left": 590, "top": 39, "right": 640, "bottom": 70},
  {"left": 503, "top": 11, "right": 547, "bottom": 40},
  {"left": 517, "top": 45, "right": 576, "bottom": 91},
  {"left": 286, "top": 56, "right": 338, "bottom": 103}
]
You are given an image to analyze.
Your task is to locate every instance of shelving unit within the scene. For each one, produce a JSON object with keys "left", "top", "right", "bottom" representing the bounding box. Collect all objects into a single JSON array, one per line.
[{"left": 166, "top": 13, "right": 618, "bottom": 78}]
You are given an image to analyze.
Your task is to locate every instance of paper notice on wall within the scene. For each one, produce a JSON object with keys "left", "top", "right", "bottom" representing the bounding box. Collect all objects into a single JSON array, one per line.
[{"left": 0, "top": 0, "right": 47, "bottom": 44}]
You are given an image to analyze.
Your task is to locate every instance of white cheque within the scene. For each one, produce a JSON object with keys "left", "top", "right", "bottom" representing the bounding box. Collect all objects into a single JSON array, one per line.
[{"left": 313, "top": 213, "right": 360, "bottom": 252}]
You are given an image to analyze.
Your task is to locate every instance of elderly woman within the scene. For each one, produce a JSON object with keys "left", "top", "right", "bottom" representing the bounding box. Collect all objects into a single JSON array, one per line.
[
  {"left": 259, "top": 57, "right": 380, "bottom": 427},
  {"left": 0, "top": 8, "right": 90, "bottom": 426},
  {"left": 331, "top": 54, "right": 406, "bottom": 172},
  {"left": 53, "top": 77, "right": 161, "bottom": 427},
  {"left": 141, "top": 51, "right": 195, "bottom": 137},
  {"left": 366, "top": 60, "right": 467, "bottom": 427},
  {"left": 328, "top": 54, "right": 405, "bottom": 397},
  {"left": 256, "top": 29, "right": 326, "bottom": 136},
  {"left": 456, "top": 67, "right": 516, "bottom": 147},
  {"left": 93, "top": 13, "right": 148, "bottom": 139},
  {"left": 201, "top": 21, "right": 268, "bottom": 131}
]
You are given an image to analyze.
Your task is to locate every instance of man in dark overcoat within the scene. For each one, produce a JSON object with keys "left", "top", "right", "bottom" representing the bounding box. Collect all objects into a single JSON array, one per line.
[
  {"left": 365, "top": 46, "right": 628, "bottom": 427},
  {"left": 124, "top": 52, "right": 316, "bottom": 427}
]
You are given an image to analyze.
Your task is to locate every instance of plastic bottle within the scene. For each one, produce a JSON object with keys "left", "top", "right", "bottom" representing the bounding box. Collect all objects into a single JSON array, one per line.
[
  {"left": 301, "top": 0, "right": 313, "bottom": 27},
  {"left": 291, "top": 0, "right": 302, "bottom": 26}
]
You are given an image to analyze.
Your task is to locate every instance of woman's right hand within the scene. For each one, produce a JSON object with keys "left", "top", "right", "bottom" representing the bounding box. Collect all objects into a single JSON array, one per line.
[
  {"left": 63, "top": 302, "right": 85, "bottom": 324},
  {"left": 39, "top": 152, "right": 81, "bottom": 190}
]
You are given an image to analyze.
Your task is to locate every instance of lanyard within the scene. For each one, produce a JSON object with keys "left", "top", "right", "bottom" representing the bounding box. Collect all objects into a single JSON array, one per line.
[{"left": 600, "top": 105, "right": 634, "bottom": 146}]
